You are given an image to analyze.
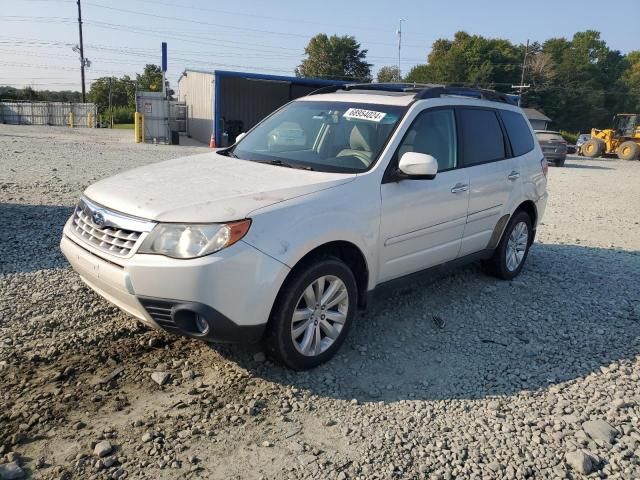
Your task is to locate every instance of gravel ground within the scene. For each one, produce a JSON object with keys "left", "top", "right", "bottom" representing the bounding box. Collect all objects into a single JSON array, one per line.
[{"left": 1, "top": 125, "right": 639, "bottom": 480}]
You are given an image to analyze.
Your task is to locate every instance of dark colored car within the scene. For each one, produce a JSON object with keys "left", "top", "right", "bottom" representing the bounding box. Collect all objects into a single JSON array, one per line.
[{"left": 535, "top": 130, "right": 568, "bottom": 167}]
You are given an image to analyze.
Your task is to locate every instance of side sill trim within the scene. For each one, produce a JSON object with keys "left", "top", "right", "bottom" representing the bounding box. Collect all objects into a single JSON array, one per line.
[{"left": 364, "top": 249, "right": 494, "bottom": 308}]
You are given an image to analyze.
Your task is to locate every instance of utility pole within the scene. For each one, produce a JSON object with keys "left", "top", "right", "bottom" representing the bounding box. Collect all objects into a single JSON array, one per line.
[
  {"left": 512, "top": 39, "right": 531, "bottom": 106},
  {"left": 397, "top": 19, "right": 405, "bottom": 82},
  {"left": 108, "top": 76, "right": 113, "bottom": 128},
  {"left": 76, "top": 0, "right": 86, "bottom": 102}
]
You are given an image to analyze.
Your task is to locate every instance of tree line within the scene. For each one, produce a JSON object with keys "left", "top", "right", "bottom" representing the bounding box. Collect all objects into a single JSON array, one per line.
[
  {"left": 86, "top": 64, "right": 166, "bottom": 123},
  {"left": 3, "top": 30, "right": 637, "bottom": 132},
  {"left": 297, "top": 30, "right": 640, "bottom": 133},
  {"left": 0, "top": 65, "right": 165, "bottom": 125},
  {"left": 0, "top": 86, "right": 81, "bottom": 103}
]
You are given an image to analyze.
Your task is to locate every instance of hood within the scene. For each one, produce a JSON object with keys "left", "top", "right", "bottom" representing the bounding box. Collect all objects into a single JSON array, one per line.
[{"left": 84, "top": 152, "right": 354, "bottom": 222}]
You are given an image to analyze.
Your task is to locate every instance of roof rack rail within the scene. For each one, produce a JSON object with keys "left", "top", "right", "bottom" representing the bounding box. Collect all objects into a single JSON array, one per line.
[
  {"left": 415, "top": 86, "right": 516, "bottom": 104},
  {"left": 307, "top": 82, "right": 516, "bottom": 105},
  {"left": 308, "top": 82, "right": 440, "bottom": 96}
]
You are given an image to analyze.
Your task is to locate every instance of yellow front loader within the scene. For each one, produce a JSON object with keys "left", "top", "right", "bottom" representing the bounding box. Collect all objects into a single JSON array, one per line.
[{"left": 581, "top": 114, "right": 640, "bottom": 160}]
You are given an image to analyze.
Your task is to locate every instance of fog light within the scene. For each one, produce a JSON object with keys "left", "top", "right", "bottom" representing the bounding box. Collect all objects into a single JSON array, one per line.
[{"left": 195, "top": 315, "right": 210, "bottom": 335}]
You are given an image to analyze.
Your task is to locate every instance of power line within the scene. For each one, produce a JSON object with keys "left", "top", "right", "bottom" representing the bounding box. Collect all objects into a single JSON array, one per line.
[
  {"left": 89, "top": 0, "right": 422, "bottom": 37},
  {"left": 18, "top": 0, "right": 436, "bottom": 47},
  {"left": 81, "top": 2, "right": 429, "bottom": 49},
  {"left": 1, "top": 16, "right": 76, "bottom": 22}
]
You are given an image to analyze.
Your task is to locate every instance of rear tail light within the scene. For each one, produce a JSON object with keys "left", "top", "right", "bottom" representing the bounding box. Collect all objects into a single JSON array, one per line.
[{"left": 541, "top": 158, "right": 548, "bottom": 177}]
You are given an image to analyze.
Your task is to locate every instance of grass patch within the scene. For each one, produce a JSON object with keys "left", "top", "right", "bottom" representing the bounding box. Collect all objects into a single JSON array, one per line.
[
  {"left": 113, "top": 124, "right": 135, "bottom": 130},
  {"left": 560, "top": 130, "right": 579, "bottom": 144}
]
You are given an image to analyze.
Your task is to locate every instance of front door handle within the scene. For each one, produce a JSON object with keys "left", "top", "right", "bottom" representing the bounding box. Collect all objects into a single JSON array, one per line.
[
  {"left": 451, "top": 183, "right": 469, "bottom": 194},
  {"left": 507, "top": 170, "right": 520, "bottom": 181}
]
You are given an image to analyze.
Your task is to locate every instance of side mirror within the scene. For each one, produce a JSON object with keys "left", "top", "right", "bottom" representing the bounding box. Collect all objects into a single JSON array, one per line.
[
  {"left": 235, "top": 132, "right": 247, "bottom": 143},
  {"left": 398, "top": 152, "right": 438, "bottom": 180}
]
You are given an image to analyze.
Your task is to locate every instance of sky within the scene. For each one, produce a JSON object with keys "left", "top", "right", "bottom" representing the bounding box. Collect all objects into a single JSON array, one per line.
[{"left": 1, "top": 0, "right": 639, "bottom": 91}]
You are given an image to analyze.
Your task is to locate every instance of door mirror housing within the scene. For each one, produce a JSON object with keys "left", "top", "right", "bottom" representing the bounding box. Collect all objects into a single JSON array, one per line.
[
  {"left": 397, "top": 152, "right": 438, "bottom": 180},
  {"left": 235, "top": 132, "right": 247, "bottom": 143}
]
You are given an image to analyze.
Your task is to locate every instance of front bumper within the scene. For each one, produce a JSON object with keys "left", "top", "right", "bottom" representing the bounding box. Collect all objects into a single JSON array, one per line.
[{"left": 60, "top": 220, "right": 290, "bottom": 343}]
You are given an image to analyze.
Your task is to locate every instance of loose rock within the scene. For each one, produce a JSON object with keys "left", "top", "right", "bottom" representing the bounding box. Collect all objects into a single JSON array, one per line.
[
  {"left": 565, "top": 450, "right": 594, "bottom": 475},
  {"left": 151, "top": 372, "right": 170, "bottom": 386},
  {"left": 583, "top": 420, "right": 618, "bottom": 444},
  {"left": 93, "top": 441, "right": 113, "bottom": 458}
]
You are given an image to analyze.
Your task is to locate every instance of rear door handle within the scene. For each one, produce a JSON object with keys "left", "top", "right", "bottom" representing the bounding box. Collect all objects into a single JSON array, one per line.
[
  {"left": 451, "top": 183, "right": 469, "bottom": 194},
  {"left": 508, "top": 170, "right": 520, "bottom": 181}
]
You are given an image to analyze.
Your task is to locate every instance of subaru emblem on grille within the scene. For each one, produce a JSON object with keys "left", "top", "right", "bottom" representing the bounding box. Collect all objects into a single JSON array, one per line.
[{"left": 92, "top": 211, "right": 105, "bottom": 226}]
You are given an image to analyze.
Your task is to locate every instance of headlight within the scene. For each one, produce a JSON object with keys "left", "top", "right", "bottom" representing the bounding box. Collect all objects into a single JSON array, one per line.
[{"left": 138, "top": 219, "right": 251, "bottom": 259}]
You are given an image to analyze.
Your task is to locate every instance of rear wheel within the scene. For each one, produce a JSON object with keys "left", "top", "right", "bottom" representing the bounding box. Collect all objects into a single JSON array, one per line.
[
  {"left": 582, "top": 138, "right": 604, "bottom": 158},
  {"left": 616, "top": 141, "right": 640, "bottom": 161},
  {"left": 482, "top": 211, "right": 533, "bottom": 280},
  {"left": 264, "top": 257, "right": 357, "bottom": 370}
]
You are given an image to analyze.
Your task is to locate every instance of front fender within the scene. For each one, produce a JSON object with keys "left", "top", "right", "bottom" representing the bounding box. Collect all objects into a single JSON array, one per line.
[{"left": 242, "top": 177, "right": 380, "bottom": 290}]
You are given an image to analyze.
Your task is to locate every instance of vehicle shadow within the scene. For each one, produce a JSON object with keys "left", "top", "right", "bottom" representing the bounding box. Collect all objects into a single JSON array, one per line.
[
  {"left": 563, "top": 163, "right": 613, "bottom": 170},
  {"left": 0, "top": 203, "right": 73, "bottom": 274},
  {"left": 220, "top": 242, "right": 640, "bottom": 402}
]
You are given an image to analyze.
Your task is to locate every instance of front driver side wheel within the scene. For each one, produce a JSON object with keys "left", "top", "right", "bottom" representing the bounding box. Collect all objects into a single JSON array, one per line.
[
  {"left": 482, "top": 211, "right": 533, "bottom": 280},
  {"left": 264, "top": 257, "right": 357, "bottom": 370}
]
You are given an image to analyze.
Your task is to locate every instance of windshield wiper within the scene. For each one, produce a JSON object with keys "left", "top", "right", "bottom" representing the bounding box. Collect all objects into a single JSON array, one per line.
[
  {"left": 219, "top": 149, "right": 237, "bottom": 158},
  {"left": 256, "top": 159, "right": 314, "bottom": 171}
]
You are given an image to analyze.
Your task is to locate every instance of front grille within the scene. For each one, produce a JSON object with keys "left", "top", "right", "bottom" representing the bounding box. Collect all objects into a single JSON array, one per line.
[
  {"left": 71, "top": 200, "right": 143, "bottom": 257},
  {"left": 138, "top": 298, "right": 179, "bottom": 332}
]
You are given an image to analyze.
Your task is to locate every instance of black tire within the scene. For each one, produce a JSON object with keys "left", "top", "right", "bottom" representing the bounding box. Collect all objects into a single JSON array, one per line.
[
  {"left": 582, "top": 138, "right": 604, "bottom": 158},
  {"left": 482, "top": 211, "right": 533, "bottom": 280},
  {"left": 616, "top": 141, "right": 640, "bottom": 161},
  {"left": 264, "top": 256, "right": 357, "bottom": 370},
  {"left": 550, "top": 158, "right": 565, "bottom": 167}
]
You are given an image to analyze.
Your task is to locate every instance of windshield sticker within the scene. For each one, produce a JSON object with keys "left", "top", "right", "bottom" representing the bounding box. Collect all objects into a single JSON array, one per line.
[{"left": 343, "top": 108, "right": 386, "bottom": 123}]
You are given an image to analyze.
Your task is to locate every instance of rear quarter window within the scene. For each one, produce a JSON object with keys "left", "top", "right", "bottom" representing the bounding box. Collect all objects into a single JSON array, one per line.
[{"left": 499, "top": 110, "right": 535, "bottom": 157}]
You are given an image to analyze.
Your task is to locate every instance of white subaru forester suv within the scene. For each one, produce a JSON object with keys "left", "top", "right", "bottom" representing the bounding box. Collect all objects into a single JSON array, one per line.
[{"left": 61, "top": 84, "right": 548, "bottom": 370}]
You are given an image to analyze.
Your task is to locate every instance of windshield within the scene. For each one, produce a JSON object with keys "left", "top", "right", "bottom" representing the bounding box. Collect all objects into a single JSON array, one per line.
[{"left": 228, "top": 101, "right": 407, "bottom": 173}]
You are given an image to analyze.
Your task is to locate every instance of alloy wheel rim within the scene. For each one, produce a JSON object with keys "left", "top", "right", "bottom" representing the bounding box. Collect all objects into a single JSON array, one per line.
[
  {"left": 506, "top": 221, "right": 529, "bottom": 272},
  {"left": 291, "top": 275, "right": 348, "bottom": 357}
]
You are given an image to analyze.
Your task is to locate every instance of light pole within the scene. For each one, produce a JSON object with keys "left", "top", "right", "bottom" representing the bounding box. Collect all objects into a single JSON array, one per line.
[{"left": 397, "top": 19, "right": 406, "bottom": 82}]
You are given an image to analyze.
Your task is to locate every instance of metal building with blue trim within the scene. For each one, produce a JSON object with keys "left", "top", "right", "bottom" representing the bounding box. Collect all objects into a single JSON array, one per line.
[{"left": 177, "top": 69, "right": 351, "bottom": 146}]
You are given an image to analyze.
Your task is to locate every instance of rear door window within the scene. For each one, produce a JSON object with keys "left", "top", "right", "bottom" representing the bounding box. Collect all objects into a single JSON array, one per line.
[
  {"left": 499, "top": 110, "right": 534, "bottom": 157},
  {"left": 458, "top": 109, "right": 506, "bottom": 166}
]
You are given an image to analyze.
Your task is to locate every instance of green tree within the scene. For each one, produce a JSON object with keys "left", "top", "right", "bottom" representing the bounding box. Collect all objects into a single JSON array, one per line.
[
  {"left": 526, "top": 31, "right": 628, "bottom": 131},
  {"left": 136, "top": 64, "right": 163, "bottom": 92},
  {"left": 377, "top": 65, "right": 401, "bottom": 83},
  {"left": 296, "top": 34, "right": 372, "bottom": 81},
  {"left": 404, "top": 64, "right": 434, "bottom": 84},
  {"left": 21, "top": 86, "right": 40, "bottom": 101},
  {"left": 622, "top": 51, "right": 640, "bottom": 112},
  {"left": 403, "top": 32, "right": 522, "bottom": 90},
  {"left": 403, "top": 30, "right": 631, "bottom": 132},
  {"left": 0, "top": 86, "right": 81, "bottom": 102},
  {"left": 88, "top": 76, "right": 134, "bottom": 115}
]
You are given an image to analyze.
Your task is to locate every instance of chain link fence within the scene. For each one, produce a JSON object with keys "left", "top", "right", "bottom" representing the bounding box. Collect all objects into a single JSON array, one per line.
[{"left": 0, "top": 101, "right": 97, "bottom": 127}]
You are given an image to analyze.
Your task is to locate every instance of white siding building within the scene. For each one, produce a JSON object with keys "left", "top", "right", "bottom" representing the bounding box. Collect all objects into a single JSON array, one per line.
[{"left": 177, "top": 70, "right": 214, "bottom": 145}]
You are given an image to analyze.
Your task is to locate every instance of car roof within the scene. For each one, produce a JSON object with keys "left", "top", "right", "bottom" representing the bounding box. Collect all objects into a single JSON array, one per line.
[
  {"left": 294, "top": 91, "right": 416, "bottom": 106},
  {"left": 295, "top": 83, "right": 520, "bottom": 109}
]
